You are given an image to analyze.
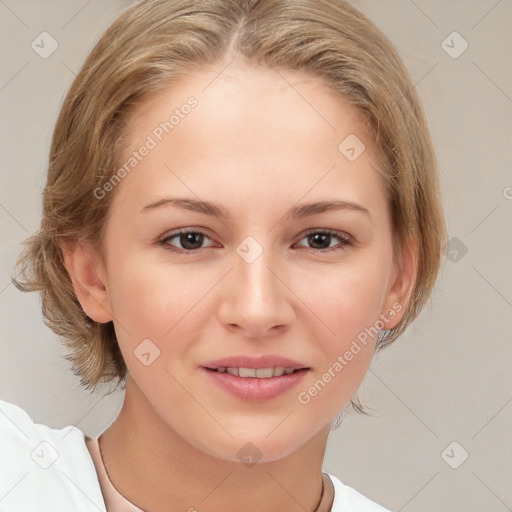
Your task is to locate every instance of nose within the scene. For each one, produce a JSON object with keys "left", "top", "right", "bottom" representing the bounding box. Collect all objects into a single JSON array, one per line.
[{"left": 216, "top": 242, "right": 295, "bottom": 339}]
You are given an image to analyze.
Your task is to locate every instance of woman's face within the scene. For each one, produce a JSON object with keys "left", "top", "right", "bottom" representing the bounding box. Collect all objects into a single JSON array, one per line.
[{"left": 88, "top": 63, "right": 411, "bottom": 462}]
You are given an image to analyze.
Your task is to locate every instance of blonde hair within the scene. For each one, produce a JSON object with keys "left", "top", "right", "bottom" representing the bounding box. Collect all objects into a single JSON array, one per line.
[{"left": 14, "top": 0, "right": 447, "bottom": 392}]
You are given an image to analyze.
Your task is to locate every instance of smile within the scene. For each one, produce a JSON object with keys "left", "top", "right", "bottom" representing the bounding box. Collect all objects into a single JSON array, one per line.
[{"left": 213, "top": 367, "right": 298, "bottom": 378}]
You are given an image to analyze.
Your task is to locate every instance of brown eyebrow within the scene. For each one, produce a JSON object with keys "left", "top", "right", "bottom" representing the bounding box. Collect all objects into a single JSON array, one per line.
[
  {"left": 141, "top": 197, "right": 230, "bottom": 218},
  {"left": 141, "top": 197, "right": 372, "bottom": 222},
  {"left": 284, "top": 200, "right": 372, "bottom": 222}
]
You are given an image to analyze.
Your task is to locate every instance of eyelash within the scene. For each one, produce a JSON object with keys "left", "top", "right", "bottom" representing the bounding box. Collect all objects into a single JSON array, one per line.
[{"left": 158, "top": 228, "right": 353, "bottom": 255}]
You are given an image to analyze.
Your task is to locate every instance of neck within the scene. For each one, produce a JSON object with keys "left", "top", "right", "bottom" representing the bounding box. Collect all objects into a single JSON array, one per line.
[{"left": 99, "top": 376, "right": 333, "bottom": 512}]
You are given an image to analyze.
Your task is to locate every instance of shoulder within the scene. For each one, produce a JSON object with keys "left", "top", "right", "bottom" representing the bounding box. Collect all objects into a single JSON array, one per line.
[
  {"left": 0, "top": 399, "right": 106, "bottom": 511},
  {"left": 328, "top": 473, "right": 392, "bottom": 512}
]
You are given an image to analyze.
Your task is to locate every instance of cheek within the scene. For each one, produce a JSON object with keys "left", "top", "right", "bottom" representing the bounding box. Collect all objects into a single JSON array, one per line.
[
  {"left": 105, "top": 259, "right": 202, "bottom": 392},
  {"left": 297, "top": 260, "right": 391, "bottom": 344},
  {"left": 106, "top": 253, "right": 205, "bottom": 335},
  {"left": 291, "top": 259, "right": 392, "bottom": 408},
  {"left": 104, "top": 254, "right": 224, "bottom": 385}
]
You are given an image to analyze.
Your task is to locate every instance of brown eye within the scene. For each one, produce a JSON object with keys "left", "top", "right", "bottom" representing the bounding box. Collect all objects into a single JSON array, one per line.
[
  {"left": 295, "top": 230, "right": 352, "bottom": 252},
  {"left": 160, "top": 230, "right": 216, "bottom": 252}
]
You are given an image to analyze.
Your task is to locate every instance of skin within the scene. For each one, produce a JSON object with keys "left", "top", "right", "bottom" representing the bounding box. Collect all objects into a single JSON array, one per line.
[{"left": 64, "top": 62, "right": 416, "bottom": 512}]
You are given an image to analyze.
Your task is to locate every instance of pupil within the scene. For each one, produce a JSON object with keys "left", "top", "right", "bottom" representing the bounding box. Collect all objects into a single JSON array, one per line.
[
  {"left": 309, "top": 233, "right": 330, "bottom": 249},
  {"left": 181, "top": 232, "right": 203, "bottom": 250}
]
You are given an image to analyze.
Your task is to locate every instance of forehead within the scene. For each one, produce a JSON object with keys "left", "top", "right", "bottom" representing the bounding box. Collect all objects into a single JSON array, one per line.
[
  {"left": 125, "top": 62, "right": 371, "bottom": 153},
  {"left": 111, "top": 63, "right": 384, "bottom": 216}
]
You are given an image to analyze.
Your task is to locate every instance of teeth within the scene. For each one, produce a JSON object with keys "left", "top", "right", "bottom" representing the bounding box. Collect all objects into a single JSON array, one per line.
[
  {"left": 255, "top": 368, "right": 273, "bottom": 378},
  {"left": 239, "top": 368, "right": 256, "bottom": 378},
  {"left": 218, "top": 367, "right": 298, "bottom": 378},
  {"left": 273, "top": 366, "right": 285, "bottom": 377}
]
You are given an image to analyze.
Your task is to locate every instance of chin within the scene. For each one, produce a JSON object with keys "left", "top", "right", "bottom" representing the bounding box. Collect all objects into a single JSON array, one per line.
[{"left": 191, "top": 427, "right": 313, "bottom": 465}]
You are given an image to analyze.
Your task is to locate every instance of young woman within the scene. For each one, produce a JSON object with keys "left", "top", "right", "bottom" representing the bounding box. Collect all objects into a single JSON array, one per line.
[{"left": 1, "top": 0, "right": 446, "bottom": 510}]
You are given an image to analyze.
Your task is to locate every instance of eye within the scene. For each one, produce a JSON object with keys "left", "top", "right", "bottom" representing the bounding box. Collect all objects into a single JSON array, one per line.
[
  {"left": 294, "top": 229, "right": 352, "bottom": 252},
  {"left": 159, "top": 229, "right": 218, "bottom": 253},
  {"left": 158, "top": 228, "right": 352, "bottom": 254}
]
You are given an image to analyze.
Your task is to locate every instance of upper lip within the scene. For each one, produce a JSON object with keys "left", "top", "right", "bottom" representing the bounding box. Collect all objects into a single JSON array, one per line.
[{"left": 202, "top": 355, "right": 309, "bottom": 370}]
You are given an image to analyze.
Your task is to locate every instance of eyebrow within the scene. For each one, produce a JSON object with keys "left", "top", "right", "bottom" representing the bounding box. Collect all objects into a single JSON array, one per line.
[{"left": 141, "top": 197, "right": 372, "bottom": 221}]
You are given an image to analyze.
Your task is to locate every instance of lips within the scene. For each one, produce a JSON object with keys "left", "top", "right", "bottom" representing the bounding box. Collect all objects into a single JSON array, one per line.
[
  {"left": 216, "top": 366, "right": 297, "bottom": 378},
  {"left": 201, "top": 355, "right": 310, "bottom": 400}
]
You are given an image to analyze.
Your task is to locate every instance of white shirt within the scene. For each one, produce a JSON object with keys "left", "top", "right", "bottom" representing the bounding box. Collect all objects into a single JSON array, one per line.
[{"left": 0, "top": 400, "right": 391, "bottom": 511}]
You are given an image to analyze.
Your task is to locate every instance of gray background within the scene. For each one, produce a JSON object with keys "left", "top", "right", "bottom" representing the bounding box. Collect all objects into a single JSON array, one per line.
[{"left": 1, "top": 1, "right": 511, "bottom": 510}]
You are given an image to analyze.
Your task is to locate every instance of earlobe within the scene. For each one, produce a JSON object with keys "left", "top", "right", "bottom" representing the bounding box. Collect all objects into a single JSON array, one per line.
[
  {"left": 381, "top": 236, "right": 417, "bottom": 330},
  {"left": 61, "top": 241, "right": 113, "bottom": 324}
]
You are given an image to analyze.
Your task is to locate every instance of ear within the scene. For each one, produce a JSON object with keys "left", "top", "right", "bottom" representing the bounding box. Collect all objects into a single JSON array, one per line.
[
  {"left": 60, "top": 241, "right": 113, "bottom": 324},
  {"left": 380, "top": 235, "right": 417, "bottom": 329}
]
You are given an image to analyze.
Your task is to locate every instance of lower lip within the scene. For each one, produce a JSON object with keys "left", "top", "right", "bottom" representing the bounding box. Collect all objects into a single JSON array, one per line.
[{"left": 202, "top": 368, "right": 308, "bottom": 401}]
